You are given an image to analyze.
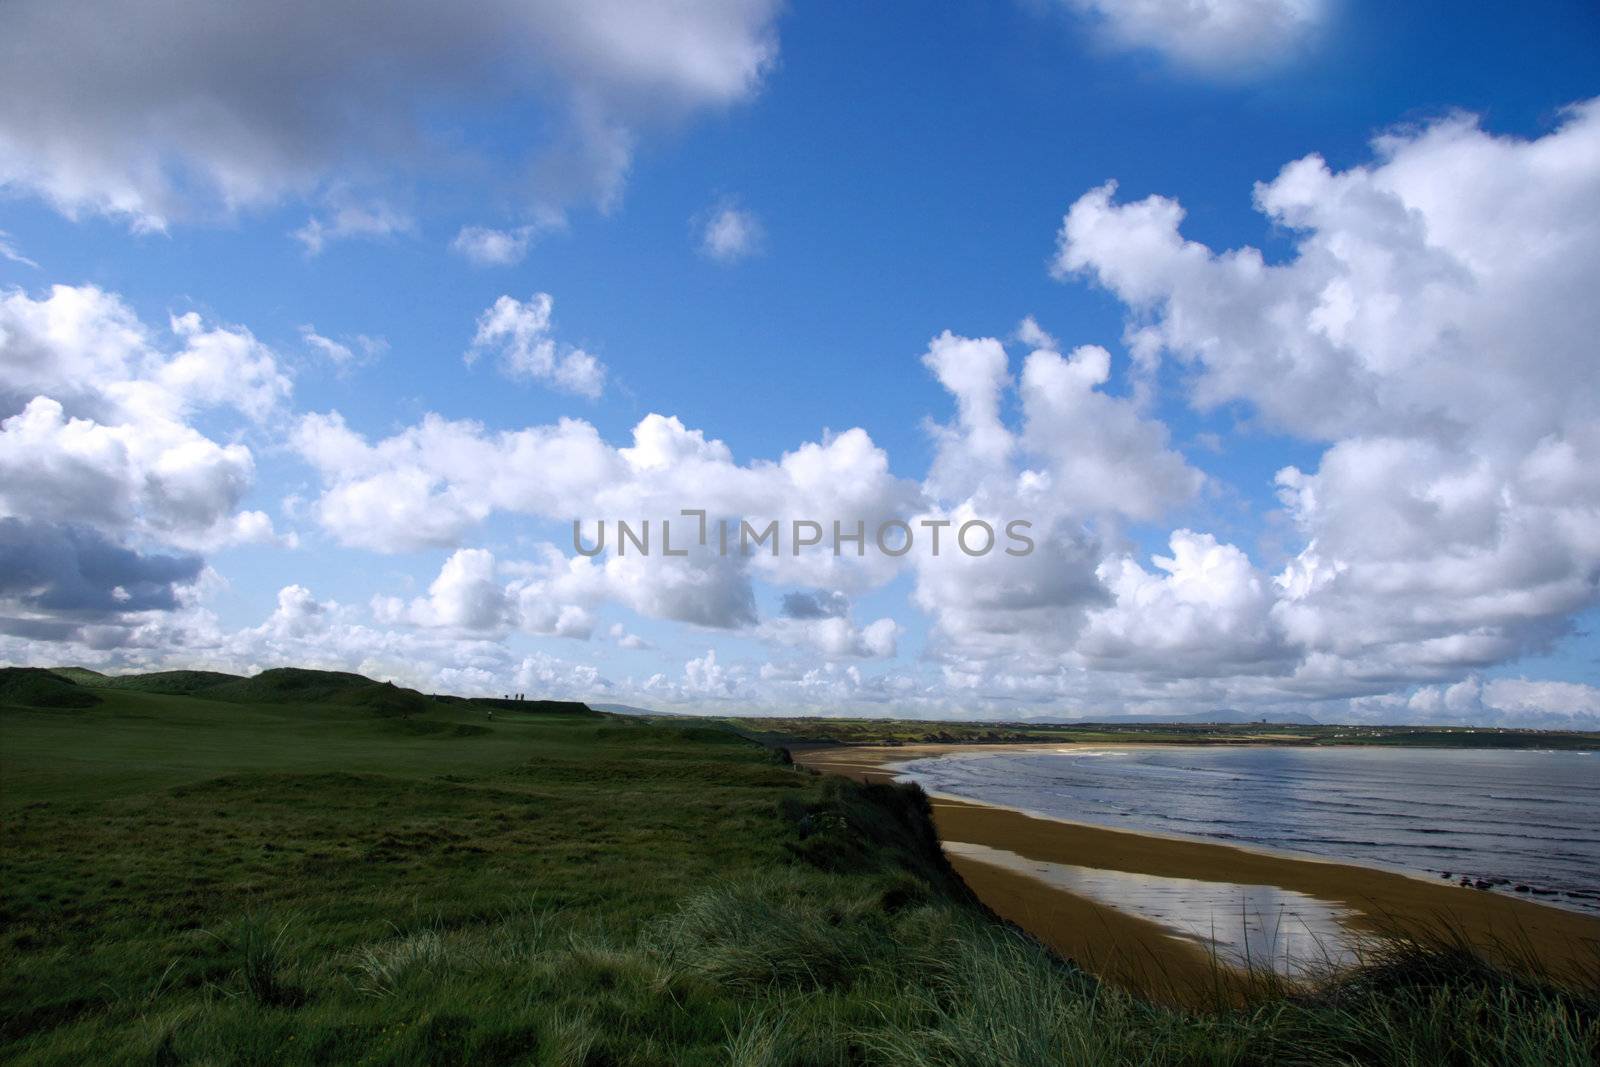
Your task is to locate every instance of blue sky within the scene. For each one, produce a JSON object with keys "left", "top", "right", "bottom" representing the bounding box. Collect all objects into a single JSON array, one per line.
[{"left": 2, "top": 0, "right": 1597, "bottom": 722}]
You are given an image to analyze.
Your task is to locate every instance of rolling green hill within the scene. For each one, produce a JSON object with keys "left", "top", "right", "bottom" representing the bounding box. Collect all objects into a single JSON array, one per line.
[
  {"left": 6, "top": 665, "right": 601, "bottom": 721},
  {"left": 96, "top": 669, "right": 247, "bottom": 695},
  {"left": 44, "top": 667, "right": 111, "bottom": 688},
  {"left": 197, "top": 666, "right": 393, "bottom": 704},
  {"left": 0, "top": 668, "right": 100, "bottom": 710}
]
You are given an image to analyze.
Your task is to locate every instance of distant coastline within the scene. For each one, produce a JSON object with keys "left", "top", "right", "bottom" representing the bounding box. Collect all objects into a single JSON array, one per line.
[{"left": 760, "top": 718, "right": 1600, "bottom": 752}]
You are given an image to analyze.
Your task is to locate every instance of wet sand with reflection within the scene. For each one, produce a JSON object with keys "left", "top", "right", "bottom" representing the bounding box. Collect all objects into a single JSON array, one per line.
[{"left": 944, "top": 839, "right": 1361, "bottom": 980}]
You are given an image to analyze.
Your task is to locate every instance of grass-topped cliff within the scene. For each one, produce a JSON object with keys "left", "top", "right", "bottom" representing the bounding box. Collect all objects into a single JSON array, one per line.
[{"left": 1, "top": 666, "right": 1596, "bottom": 1064}]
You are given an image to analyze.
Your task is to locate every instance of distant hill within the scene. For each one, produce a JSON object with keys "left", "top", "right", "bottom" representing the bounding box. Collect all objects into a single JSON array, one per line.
[
  {"left": 590, "top": 702, "right": 691, "bottom": 718},
  {"left": 200, "top": 667, "right": 377, "bottom": 704},
  {"left": 99, "top": 669, "right": 247, "bottom": 696},
  {"left": 1018, "top": 709, "right": 1321, "bottom": 726},
  {"left": 1176, "top": 709, "right": 1320, "bottom": 726},
  {"left": 435, "top": 694, "right": 599, "bottom": 716},
  {"left": 20, "top": 665, "right": 593, "bottom": 718},
  {"left": 162, "top": 668, "right": 466, "bottom": 718},
  {"left": 50, "top": 666, "right": 111, "bottom": 687},
  {"left": 323, "top": 680, "right": 437, "bottom": 717},
  {"left": 0, "top": 667, "right": 101, "bottom": 709}
]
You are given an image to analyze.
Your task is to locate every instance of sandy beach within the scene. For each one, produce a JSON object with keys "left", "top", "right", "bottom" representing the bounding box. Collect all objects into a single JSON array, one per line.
[{"left": 793, "top": 742, "right": 1600, "bottom": 1001}]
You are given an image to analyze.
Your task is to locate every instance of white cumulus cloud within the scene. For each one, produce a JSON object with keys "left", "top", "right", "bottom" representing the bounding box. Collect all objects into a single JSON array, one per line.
[
  {"left": 467, "top": 294, "right": 607, "bottom": 398},
  {"left": 1054, "top": 100, "right": 1600, "bottom": 702},
  {"left": 450, "top": 222, "right": 560, "bottom": 267},
  {"left": 699, "top": 203, "right": 764, "bottom": 262},
  {"left": 0, "top": 285, "right": 290, "bottom": 550},
  {"left": 0, "top": 284, "right": 293, "bottom": 648},
  {"left": 0, "top": 0, "right": 783, "bottom": 229},
  {"left": 1061, "top": 0, "right": 1327, "bottom": 75}
]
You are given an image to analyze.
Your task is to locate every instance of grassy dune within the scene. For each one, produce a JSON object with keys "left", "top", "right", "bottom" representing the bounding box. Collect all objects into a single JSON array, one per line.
[{"left": 1, "top": 668, "right": 1596, "bottom": 1064}]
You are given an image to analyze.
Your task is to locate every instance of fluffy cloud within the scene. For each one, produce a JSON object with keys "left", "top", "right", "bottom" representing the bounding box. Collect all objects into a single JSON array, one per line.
[
  {"left": 159, "top": 312, "right": 293, "bottom": 421},
  {"left": 0, "top": 285, "right": 290, "bottom": 424},
  {"left": 291, "top": 408, "right": 921, "bottom": 598},
  {"left": 607, "top": 622, "right": 652, "bottom": 650},
  {"left": 760, "top": 590, "right": 898, "bottom": 658},
  {"left": 373, "top": 549, "right": 512, "bottom": 632},
  {"left": 468, "top": 294, "right": 607, "bottom": 398},
  {"left": 1060, "top": 0, "right": 1326, "bottom": 75},
  {"left": 911, "top": 509, "right": 1108, "bottom": 668},
  {"left": 1078, "top": 530, "right": 1288, "bottom": 677},
  {"left": 921, "top": 332, "right": 1015, "bottom": 499},
  {"left": 0, "top": 285, "right": 290, "bottom": 550},
  {"left": 0, "top": 518, "right": 204, "bottom": 643},
  {"left": 1018, "top": 343, "right": 1203, "bottom": 521},
  {"left": 1056, "top": 103, "right": 1600, "bottom": 446},
  {"left": 920, "top": 328, "right": 1201, "bottom": 520},
  {"left": 1054, "top": 101, "right": 1600, "bottom": 701},
  {"left": 290, "top": 411, "right": 617, "bottom": 552},
  {"left": 911, "top": 326, "right": 1203, "bottom": 667},
  {"left": 291, "top": 199, "right": 413, "bottom": 256},
  {"left": 451, "top": 225, "right": 544, "bottom": 267},
  {"left": 1477, "top": 679, "right": 1600, "bottom": 723},
  {"left": 0, "top": 397, "right": 258, "bottom": 544},
  {"left": 374, "top": 541, "right": 751, "bottom": 637},
  {"left": 1341, "top": 676, "right": 1600, "bottom": 730},
  {"left": 760, "top": 614, "right": 900, "bottom": 660},
  {"left": 780, "top": 590, "right": 850, "bottom": 619},
  {"left": 681, "top": 648, "right": 739, "bottom": 695},
  {"left": 291, "top": 398, "right": 927, "bottom": 644},
  {"left": 0, "top": 0, "right": 782, "bottom": 228},
  {"left": 601, "top": 548, "right": 757, "bottom": 630},
  {"left": 699, "top": 203, "right": 764, "bottom": 262},
  {"left": 0, "top": 284, "right": 294, "bottom": 650}
]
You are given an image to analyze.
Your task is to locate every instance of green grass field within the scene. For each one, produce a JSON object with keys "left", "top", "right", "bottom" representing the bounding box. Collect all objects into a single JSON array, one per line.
[{"left": 2, "top": 667, "right": 1596, "bottom": 1065}]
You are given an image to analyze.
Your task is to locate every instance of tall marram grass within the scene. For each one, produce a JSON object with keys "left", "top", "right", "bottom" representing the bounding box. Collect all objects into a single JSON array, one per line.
[
  {"left": 16, "top": 859, "right": 1597, "bottom": 1065},
  {"left": 688, "top": 874, "right": 1599, "bottom": 1066}
]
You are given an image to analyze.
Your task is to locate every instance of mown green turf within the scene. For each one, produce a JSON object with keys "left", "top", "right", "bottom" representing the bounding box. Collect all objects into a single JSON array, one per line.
[{"left": 2, "top": 668, "right": 1596, "bottom": 1065}]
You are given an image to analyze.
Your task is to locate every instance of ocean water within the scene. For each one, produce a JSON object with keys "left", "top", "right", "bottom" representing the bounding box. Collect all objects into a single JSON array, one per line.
[{"left": 893, "top": 746, "right": 1600, "bottom": 916}]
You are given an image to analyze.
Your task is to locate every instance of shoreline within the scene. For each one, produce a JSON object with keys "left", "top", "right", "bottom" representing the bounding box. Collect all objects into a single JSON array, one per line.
[{"left": 793, "top": 742, "right": 1600, "bottom": 1000}]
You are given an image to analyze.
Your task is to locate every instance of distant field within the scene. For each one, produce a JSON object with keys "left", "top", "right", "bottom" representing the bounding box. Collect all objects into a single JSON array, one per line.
[
  {"left": 2, "top": 667, "right": 1596, "bottom": 1065},
  {"left": 726, "top": 716, "right": 1600, "bottom": 750}
]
